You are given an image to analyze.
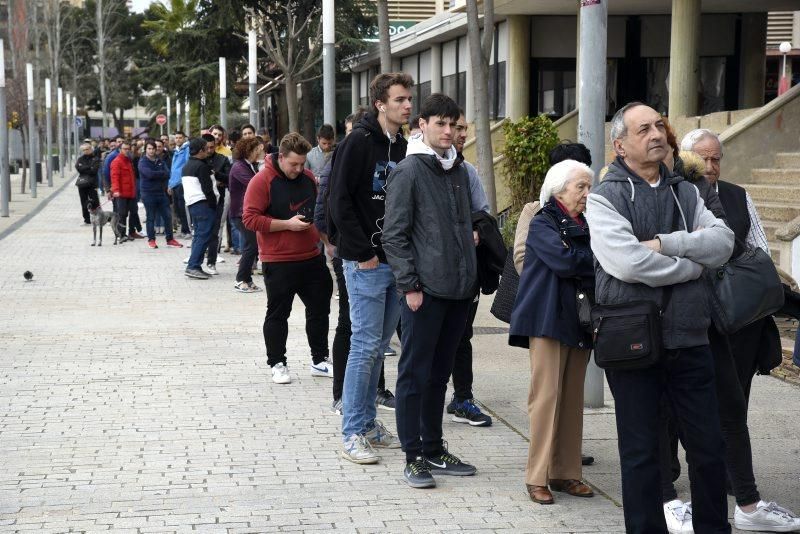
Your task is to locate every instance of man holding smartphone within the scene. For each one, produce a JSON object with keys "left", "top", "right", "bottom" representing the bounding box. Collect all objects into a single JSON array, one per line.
[{"left": 243, "top": 132, "right": 333, "bottom": 385}]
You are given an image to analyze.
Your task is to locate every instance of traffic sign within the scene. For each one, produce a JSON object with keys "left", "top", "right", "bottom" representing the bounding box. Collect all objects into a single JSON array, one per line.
[
  {"left": 75, "top": 117, "right": 83, "bottom": 128},
  {"left": 156, "top": 114, "right": 167, "bottom": 125}
]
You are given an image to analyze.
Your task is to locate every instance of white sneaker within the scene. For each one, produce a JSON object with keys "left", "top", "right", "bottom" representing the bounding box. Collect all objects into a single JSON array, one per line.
[
  {"left": 735, "top": 501, "right": 800, "bottom": 532},
  {"left": 206, "top": 264, "right": 218, "bottom": 275},
  {"left": 341, "top": 434, "right": 379, "bottom": 464},
  {"left": 310, "top": 358, "right": 334, "bottom": 377},
  {"left": 183, "top": 256, "right": 190, "bottom": 264},
  {"left": 664, "top": 499, "right": 694, "bottom": 534},
  {"left": 271, "top": 363, "right": 291, "bottom": 384},
  {"left": 365, "top": 420, "right": 401, "bottom": 449},
  {"left": 217, "top": 255, "right": 226, "bottom": 263}
]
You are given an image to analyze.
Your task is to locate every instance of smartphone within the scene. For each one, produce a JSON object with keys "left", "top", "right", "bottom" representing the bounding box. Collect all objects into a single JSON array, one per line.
[{"left": 299, "top": 215, "right": 313, "bottom": 223}]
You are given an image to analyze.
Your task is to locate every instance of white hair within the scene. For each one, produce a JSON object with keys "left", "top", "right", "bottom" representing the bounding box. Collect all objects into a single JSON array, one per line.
[
  {"left": 79, "top": 143, "right": 92, "bottom": 151},
  {"left": 539, "top": 159, "right": 594, "bottom": 206},
  {"left": 680, "top": 128, "right": 723, "bottom": 153}
]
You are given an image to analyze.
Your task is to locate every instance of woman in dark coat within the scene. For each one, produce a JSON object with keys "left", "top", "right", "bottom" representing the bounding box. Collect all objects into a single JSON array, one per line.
[
  {"left": 509, "top": 159, "right": 595, "bottom": 505},
  {"left": 75, "top": 143, "right": 100, "bottom": 224},
  {"left": 229, "top": 137, "right": 264, "bottom": 293}
]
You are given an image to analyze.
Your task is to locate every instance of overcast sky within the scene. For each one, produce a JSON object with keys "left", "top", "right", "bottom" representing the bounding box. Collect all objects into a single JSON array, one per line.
[{"left": 130, "top": 0, "right": 157, "bottom": 14}]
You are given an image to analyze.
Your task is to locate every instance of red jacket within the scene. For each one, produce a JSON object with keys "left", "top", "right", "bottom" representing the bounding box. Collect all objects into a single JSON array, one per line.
[
  {"left": 242, "top": 153, "right": 321, "bottom": 263},
  {"left": 110, "top": 153, "right": 136, "bottom": 199}
]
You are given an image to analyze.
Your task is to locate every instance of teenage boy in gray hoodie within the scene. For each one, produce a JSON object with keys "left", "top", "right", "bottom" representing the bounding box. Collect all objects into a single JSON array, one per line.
[
  {"left": 585, "top": 102, "right": 734, "bottom": 534},
  {"left": 383, "top": 93, "right": 479, "bottom": 489}
]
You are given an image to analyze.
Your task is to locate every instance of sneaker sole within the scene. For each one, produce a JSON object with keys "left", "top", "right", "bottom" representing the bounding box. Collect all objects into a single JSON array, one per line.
[
  {"left": 452, "top": 415, "right": 492, "bottom": 427},
  {"left": 428, "top": 467, "right": 477, "bottom": 476},
  {"left": 734, "top": 521, "right": 800, "bottom": 533},
  {"left": 405, "top": 476, "right": 436, "bottom": 488},
  {"left": 272, "top": 378, "right": 291, "bottom": 384},
  {"left": 376, "top": 404, "right": 395, "bottom": 411},
  {"left": 340, "top": 450, "right": 380, "bottom": 465},
  {"left": 185, "top": 273, "right": 210, "bottom": 279},
  {"left": 310, "top": 370, "right": 333, "bottom": 377},
  {"left": 368, "top": 441, "right": 401, "bottom": 449}
]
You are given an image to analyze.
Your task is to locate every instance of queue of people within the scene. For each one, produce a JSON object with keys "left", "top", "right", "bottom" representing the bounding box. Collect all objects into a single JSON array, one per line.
[{"left": 73, "top": 75, "right": 800, "bottom": 533}]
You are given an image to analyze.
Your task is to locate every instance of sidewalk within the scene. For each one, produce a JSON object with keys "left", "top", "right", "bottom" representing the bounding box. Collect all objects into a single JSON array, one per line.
[
  {"left": 0, "top": 183, "right": 797, "bottom": 532},
  {"left": 0, "top": 162, "right": 75, "bottom": 239}
]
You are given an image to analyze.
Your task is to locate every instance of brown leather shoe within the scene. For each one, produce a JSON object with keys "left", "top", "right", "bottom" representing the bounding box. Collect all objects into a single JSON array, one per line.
[
  {"left": 526, "top": 484, "right": 554, "bottom": 504},
  {"left": 549, "top": 479, "right": 594, "bottom": 497}
]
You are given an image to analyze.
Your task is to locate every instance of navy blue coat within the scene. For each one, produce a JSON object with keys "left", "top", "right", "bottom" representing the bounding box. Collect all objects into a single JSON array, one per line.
[
  {"left": 509, "top": 200, "right": 594, "bottom": 349},
  {"left": 138, "top": 156, "right": 170, "bottom": 197}
]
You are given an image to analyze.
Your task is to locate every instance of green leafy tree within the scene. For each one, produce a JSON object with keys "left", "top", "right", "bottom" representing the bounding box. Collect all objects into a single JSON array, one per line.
[{"left": 499, "top": 115, "right": 559, "bottom": 245}]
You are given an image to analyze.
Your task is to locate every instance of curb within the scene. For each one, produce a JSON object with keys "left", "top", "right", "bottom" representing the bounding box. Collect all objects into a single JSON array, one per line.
[{"left": 0, "top": 173, "right": 77, "bottom": 243}]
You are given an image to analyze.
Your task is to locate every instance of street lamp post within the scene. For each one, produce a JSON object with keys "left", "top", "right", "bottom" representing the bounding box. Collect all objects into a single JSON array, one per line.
[
  {"left": 166, "top": 96, "right": 171, "bottom": 137},
  {"left": 577, "top": 0, "right": 608, "bottom": 408},
  {"left": 0, "top": 39, "right": 9, "bottom": 216},
  {"left": 65, "top": 91, "right": 71, "bottom": 168},
  {"left": 184, "top": 99, "right": 190, "bottom": 135},
  {"left": 779, "top": 41, "right": 792, "bottom": 96},
  {"left": 57, "top": 87, "right": 64, "bottom": 178},
  {"left": 248, "top": 29, "right": 258, "bottom": 128},
  {"left": 45, "top": 78, "right": 53, "bottom": 187},
  {"left": 72, "top": 96, "right": 78, "bottom": 164},
  {"left": 322, "top": 0, "right": 336, "bottom": 127},
  {"left": 219, "top": 57, "right": 227, "bottom": 130},
  {"left": 26, "top": 63, "right": 37, "bottom": 198}
]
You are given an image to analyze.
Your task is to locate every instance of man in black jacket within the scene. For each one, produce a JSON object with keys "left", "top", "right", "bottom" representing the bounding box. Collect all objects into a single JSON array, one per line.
[
  {"left": 182, "top": 138, "right": 217, "bottom": 280},
  {"left": 329, "top": 73, "right": 413, "bottom": 465},
  {"left": 383, "top": 93, "right": 479, "bottom": 488},
  {"left": 201, "top": 132, "right": 231, "bottom": 275}
]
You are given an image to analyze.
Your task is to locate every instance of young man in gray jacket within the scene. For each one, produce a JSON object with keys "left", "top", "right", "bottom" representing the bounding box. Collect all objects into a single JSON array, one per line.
[
  {"left": 383, "top": 94, "right": 479, "bottom": 489},
  {"left": 586, "top": 102, "right": 734, "bottom": 534}
]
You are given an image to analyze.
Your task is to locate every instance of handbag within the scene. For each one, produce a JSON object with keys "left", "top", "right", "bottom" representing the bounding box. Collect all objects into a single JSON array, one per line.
[
  {"left": 705, "top": 245, "right": 784, "bottom": 335},
  {"left": 490, "top": 250, "right": 519, "bottom": 324},
  {"left": 75, "top": 175, "right": 93, "bottom": 188},
  {"left": 590, "top": 184, "right": 681, "bottom": 370}
]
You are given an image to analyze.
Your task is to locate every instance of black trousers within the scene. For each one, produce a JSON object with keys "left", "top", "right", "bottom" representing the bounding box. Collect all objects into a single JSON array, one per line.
[
  {"left": 660, "top": 324, "right": 762, "bottom": 507},
  {"left": 232, "top": 217, "right": 258, "bottom": 284},
  {"left": 262, "top": 255, "right": 332, "bottom": 368},
  {"left": 206, "top": 193, "right": 225, "bottom": 266},
  {"left": 452, "top": 298, "right": 479, "bottom": 401},
  {"left": 330, "top": 256, "right": 386, "bottom": 401},
  {"left": 607, "top": 345, "right": 730, "bottom": 534},
  {"left": 115, "top": 197, "right": 138, "bottom": 237},
  {"left": 78, "top": 187, "right": 100, "bottom": 224},
  {"left": 396, "top": 294, "right": 471, "bottom": 461}
]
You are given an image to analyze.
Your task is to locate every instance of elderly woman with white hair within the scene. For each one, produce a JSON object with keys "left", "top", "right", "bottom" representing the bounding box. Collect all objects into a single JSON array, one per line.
[
  {"left": 509, "top": 159, "right": 595, "bottom": 505},
  {"left": 75, "top": 142, "right": 101, "bottom": 224}
]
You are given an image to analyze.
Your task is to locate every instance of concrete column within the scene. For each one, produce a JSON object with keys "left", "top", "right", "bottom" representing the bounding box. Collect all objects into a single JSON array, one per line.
[
  {"left": 351, "top": 72, "right": 359, "bottom": 113},
  {"left": 507, "top": 15, "right": 531, "bottom": 120},
  {"left": 430, "top": 43, "right": 442, "bottom": 93},
  {"left": 575, "top": 10, "right": 581, "bottom": 103},
  {"left": 739, "top": 13, "right": 767, "bottom": 109},
  {"left": 667, "top": 0, "right": 700, "bottom": 118}
]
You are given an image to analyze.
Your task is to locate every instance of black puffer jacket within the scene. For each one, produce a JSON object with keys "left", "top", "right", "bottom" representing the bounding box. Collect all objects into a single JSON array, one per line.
[
  {"left": 383, "top": 152, "right": 478, "bottom": 300},
  {"left": 75, "top": 154, "right": 100, "bottom": 188}
]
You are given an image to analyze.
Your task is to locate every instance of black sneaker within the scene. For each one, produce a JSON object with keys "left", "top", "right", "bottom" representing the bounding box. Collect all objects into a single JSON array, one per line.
[
  {"left": 404, "top": 457, "right": 435, "bottom": 488},
  {"left": 185, "top": 268, "right": 210, "bottom": 280},
  {"left": 424, "top": 447, "right": 477, "bottom": 476},
  {"left": 375, "top": 389, "right": 396, "bottom": 411},
  {"left": 446, "top": 395, "right": 457, "bottom": 414},
  {"left": 452, "top": 399, "right": 492, "bottom": 427}
]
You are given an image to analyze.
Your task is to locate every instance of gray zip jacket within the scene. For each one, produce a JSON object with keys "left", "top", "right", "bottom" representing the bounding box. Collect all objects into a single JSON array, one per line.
[
  {"left": 383, "top": 152, "right": 478, "bottom": 300},
  {"left": 585, "top": 158, "right": 734, "bottom": 349}
]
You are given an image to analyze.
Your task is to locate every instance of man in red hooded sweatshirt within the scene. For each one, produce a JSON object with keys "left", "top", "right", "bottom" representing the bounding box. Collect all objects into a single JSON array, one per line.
[
  {"left": 110, "top": 140, "right": 139, "bottom": 242},
  {"left": 243, "top": 132, "right": 333, "bottom": 385}
]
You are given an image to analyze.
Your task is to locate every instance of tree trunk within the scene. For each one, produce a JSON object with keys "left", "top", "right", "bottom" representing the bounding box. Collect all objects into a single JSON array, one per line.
[
  {"left": 285, "top": 75, "right": 299, "bottom": 134},
  {"left": 301, "top": 81, "right": 315, "bottom": 141},
  {"left": 465, "top": 0, "right": 497, "bottom": 214},
  {"left": 96, "top": 0, "right": 108, "bottom": 136},
  {"left": 376, "top": 0, "right": 392, "bottom": 72}
]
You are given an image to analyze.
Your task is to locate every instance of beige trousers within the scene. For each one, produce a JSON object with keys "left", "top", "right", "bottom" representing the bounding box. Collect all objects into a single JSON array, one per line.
[{"left": 525, "top": 336, "right": 589, "bottom": 486}]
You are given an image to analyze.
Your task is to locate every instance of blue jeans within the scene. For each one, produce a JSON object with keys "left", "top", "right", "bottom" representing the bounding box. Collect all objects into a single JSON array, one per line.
[
  {"left": 187, "top": 203, "right": 215, "bottom": 270},
  {"left": 341, "top": 261, "right": 401, "bottom": 438},
  {"left": 142, "top": 193, "right": 173, "bottom": 241}
]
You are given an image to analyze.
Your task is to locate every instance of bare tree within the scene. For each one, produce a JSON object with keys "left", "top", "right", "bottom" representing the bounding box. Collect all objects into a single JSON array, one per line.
[
  {"left": 376, "top": 0, "right": 391, "bottom": 72},
  {"left": 95, "top": 0, "right": 123, "bottom": 137},
  {"left": 43, "top": 0, "right": 64, "bottom": 91},
  {"left": 8, "top": 0, "right": 31, "bottom": 191},
  {"left": 253, "top": 2, "right": 323, "bottom": 133},
  {"left": 465, "top": 0, "right": 496, "bottom": 213}
]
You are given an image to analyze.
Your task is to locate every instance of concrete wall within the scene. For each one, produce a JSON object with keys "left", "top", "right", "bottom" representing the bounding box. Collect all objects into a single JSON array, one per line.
[{"left": 720, "top": 83, "right": 800, "bottom": 183}]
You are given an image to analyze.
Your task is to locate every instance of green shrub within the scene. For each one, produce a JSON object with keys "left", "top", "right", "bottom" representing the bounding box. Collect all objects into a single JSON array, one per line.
[{"left": 499, "top": 115, "right": 559, "bottom": 246}]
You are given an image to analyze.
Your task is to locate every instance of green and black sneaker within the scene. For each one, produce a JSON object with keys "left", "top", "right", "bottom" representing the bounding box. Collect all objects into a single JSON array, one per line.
[
  {"left": 424, "top": 446, "right": 477, "bottom": 476},
  {"left": 404, "top": 456, "right": 435, "bottom": 488}
]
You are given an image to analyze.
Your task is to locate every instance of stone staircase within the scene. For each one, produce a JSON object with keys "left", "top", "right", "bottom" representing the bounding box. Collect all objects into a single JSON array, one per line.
[{"left": 741, "top": 152, "right": 800, "bottom": 268}]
